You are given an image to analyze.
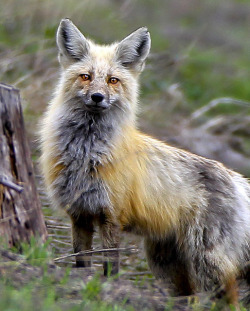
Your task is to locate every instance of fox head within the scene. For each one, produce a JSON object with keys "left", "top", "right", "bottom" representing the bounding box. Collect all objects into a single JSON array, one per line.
[{"left": 56, "top": 19, "right": 151, "bottom": 119}]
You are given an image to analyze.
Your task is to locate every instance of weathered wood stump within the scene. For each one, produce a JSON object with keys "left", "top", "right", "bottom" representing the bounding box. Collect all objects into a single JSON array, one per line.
[{"left": 0, "top": 83, "right": 47, "bottom": 247}]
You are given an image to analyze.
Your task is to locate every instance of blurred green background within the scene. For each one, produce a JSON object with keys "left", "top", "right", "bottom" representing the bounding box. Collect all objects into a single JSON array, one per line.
[{"left": 0, "top": 0, "right": 250, "bottom": 175}]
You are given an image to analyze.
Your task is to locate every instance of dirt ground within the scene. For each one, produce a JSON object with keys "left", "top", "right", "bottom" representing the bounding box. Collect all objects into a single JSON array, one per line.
[{"left": 1, "top": 208, "right": 249, "bottom": 311}]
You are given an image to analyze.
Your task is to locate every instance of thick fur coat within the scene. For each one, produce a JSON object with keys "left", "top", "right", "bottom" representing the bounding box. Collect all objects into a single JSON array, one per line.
[{"left": 40, "top": 19, "right": 250, "bottom": 303}]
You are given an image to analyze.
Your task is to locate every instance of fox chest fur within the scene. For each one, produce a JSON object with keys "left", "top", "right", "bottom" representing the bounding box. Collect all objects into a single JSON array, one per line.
[{"left": 50, "top": 107, "right": 119, "bottom": 217}]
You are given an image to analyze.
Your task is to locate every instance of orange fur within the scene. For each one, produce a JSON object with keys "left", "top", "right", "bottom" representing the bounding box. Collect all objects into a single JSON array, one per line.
[
  {"left": 98, "top": 127, "right": 196, "bottom": 239},
  {"left": 39, "top": 20, "right": 250, "bottom": 306}
]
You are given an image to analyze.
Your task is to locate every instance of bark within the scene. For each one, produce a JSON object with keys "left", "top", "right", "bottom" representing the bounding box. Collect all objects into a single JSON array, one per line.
[{"left": 0, "top": 83, "right": 47, "bottom": 247}]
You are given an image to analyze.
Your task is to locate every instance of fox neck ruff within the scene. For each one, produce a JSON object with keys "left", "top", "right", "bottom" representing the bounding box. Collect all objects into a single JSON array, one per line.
[{"left": 51, "top": 100, "right": 131, "bottom": 216}]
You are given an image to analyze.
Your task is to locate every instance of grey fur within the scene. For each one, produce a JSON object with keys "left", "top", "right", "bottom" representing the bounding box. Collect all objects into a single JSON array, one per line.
[
  {"left": 57, "top": 19, "right": 90, "bottom": 67},
  {"left": 116, "top": 27, "right": 151, "bottom": 71},
  {"left": 49, "top": 90, "right": 133, "bottom": 218},
  {"left": 145, "top": 153, "right": 250, "bottom": 292},
  {"left": 40, "top": 20, "right": 250, "bottom": 297}
]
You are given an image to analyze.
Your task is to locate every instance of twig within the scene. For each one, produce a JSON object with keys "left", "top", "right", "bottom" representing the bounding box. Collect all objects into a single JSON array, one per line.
[
  {"left": 54, "top": 247, "right": 138, "bottom": 262},
  {"left": 44, "top": 216, "right": 65, "bottom": 221},
  {"left": 45, "top": 219, "right": 67, "bottom": 225},
  {"left": 48, "top": 234, "right": 70, "bottom": 239},
  {"left": 46, "top": 224, "right": 71, "bottom": 230},
  {"left": 50, "top": 244, "right": 70, "bottom": 252},
  {"left": 190, "top": 97, "right": 250, "bottom": 121},
  {"left": 200, "top": 115, "right": 250, "bottom": 133},
  {"left": 0, "top": 208, "right": 36, "bottom": 223},
  {"left": 123, "top": 271, "right": 152, "bottom": 276},
  {"left": 0, "top": 175, "right": 23, "bottom": 193},
  {"left": 52, "top": 239, "right": 71, "bottom": 246}
]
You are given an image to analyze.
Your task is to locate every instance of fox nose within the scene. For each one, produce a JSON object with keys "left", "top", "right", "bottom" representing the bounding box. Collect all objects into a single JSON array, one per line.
[{"left": 91, "top": 93, "right": 104, "bottom": 104}]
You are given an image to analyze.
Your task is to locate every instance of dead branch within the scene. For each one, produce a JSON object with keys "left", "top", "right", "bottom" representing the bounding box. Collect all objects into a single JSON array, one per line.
[
  {"left": 54, "top": 247, "right": 139, "bottom": 262},
  {"left": 190, "top": 97, "right": 250, "bottom": 121},
  {"left": 0, "top": 175, "right": 24, "bottom": 193}
]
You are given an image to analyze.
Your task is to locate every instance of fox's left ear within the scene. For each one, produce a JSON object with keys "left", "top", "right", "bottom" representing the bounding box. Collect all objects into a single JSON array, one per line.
[{"left": 116, "top": 27, "right": 151, "bottom": 72}]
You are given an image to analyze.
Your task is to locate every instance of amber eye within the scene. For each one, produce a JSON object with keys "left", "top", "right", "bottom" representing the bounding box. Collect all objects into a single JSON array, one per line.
[
  {"left": 80, "top": 74, "right": 91, "bottom": 81},
  {"left": 109, "top": 77, "right": 119, "bottom": 85}
]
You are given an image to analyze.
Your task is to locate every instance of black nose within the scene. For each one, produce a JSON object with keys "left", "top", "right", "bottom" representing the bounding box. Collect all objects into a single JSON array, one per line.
[{"left": 91, "top": 93, "right": 104, "bottom": 103}]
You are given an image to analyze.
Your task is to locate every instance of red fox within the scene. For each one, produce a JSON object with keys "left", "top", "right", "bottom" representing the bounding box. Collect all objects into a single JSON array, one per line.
[{"left": 40, "top": 19, "right": 250, "bottom": 305}]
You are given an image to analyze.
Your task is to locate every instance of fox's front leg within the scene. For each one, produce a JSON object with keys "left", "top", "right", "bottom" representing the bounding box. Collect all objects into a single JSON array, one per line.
[
  {"left": 70, "top": 214, "right": 94, "bottom": 268},
  {"left": 99, "top": 214, "right": 120, "bottom": 276}
]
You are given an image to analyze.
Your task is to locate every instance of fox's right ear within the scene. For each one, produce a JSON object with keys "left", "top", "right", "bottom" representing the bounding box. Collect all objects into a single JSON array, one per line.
[{"left": 56, "top": 19, "right": 89, "bottom": 68}]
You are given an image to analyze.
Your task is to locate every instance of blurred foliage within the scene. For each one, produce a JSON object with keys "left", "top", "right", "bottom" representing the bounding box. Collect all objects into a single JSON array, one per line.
[
  {"left": 0, "top": 0, "right": 249, "bottom": 163},
  {"left": 0, "top": 0, "right": 249, "bottom": 109},
  {"left": 11, "top": 236, "right": 54, "bottom": 267},
  {"left": 0, "top": 239, "right": 134, "bottom": 311},
  {"left": 0, "top": 270, "right": 133, "bottom": 311}
]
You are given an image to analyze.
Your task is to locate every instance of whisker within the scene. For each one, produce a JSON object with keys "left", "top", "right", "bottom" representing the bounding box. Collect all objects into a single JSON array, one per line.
[{"left": 112, "top": 102, "right": 126, "bottom": 113}]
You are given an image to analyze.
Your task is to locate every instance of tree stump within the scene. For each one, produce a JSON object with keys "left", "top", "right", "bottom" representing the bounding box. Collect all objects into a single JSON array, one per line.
[{"left": 0, "top": 83, "right": 47, "bottom": 247}]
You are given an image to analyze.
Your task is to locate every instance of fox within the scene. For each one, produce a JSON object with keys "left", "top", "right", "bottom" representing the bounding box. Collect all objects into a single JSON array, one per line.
[{"left": 40, "top": 19, "right": 250, "bottom": 305}]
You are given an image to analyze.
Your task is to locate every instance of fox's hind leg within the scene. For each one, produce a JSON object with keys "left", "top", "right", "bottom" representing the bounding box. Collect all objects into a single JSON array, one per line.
[
  {"left": 70, "top": 213, "right": 94, "bottom": 267},
  {"left": 224, "top": 274, "right": 239, "bottom": 308},
  {"left": 144, "top": 236, "right": 194, "bottom": 295}
]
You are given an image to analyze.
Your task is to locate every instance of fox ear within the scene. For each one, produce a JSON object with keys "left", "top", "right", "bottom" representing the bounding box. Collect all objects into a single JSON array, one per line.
[
  {"left": 56, "top": 19, "right": 89, "bottom": 67},
  {"left": 116, "top": 27, "right": 151, "bottom": 72}
]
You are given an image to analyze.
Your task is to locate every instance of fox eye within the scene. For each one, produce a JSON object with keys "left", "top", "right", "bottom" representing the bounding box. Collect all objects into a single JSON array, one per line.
[
  {"left": 109, "top": 77, "right": 119, "bottom": 85},
  {"left": 80, "top": 74, "right": 91, "bottom": 81}
]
